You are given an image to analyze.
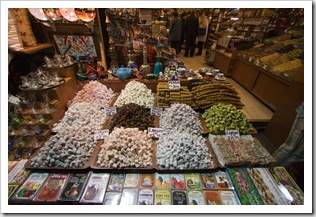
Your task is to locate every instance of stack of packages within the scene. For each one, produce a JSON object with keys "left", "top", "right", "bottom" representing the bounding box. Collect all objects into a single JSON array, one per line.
[
  {"left": 192, "top": 83, "right": 244, "bottom": 110},
  {"left": 157, "top": 82, "right": 194, "bottom": 108}
]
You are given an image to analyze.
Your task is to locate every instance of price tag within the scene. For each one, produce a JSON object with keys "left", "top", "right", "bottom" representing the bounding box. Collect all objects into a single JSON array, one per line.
[
  {"left": 225, "top": 130, "right": 240, "bottom": 139},
  {"left": 94, "top": 129, "right": 109, "bottom": 140},
  {"left": 150, "top": 107, "right": 163, "bottom": 116},
  {"left": 168, "top": 80, "right": 180, "bottom": 89},
  {"left": 105, "top": 107, "right": 116, "bottom": 116},
  {"left": 148, "top": 127, "right": 163, "bottom": 138}
]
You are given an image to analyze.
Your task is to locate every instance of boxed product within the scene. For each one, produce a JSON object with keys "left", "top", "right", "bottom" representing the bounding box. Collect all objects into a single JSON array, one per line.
[
  {"left": 227, "top": 168, "right": 264, "bottom": 205},
  {"left": 155, "top": 190, "right": 171, "bottom": 205},
  {"left": 59, "top": 173, "right": 90, "bottom": 203},
  {"left": 138, "top": 188, "right": 154, "bottom": 205},
  {"left": 10, "top": 172, "right": 49, "bottom": 202},
  {"left": 218, "top": 190, "right": 241, "bottom": 205},
  {"left": 185, "top": 173, "right": 202, "bottom": 191},
  {"left": 8, "top": 184, "right": 19, "bottom": 199},
  {"left": 172, "top": 190, "right": 188, "bottom": 205},
  {"left": 155, "top": 173, "right": 170, "bottom": 190},
  {"left": 120, "top": 189, "right": 138, "bottom": 205},
  {"left": 267, "top": 167, "right": 304, "bottom": 205},
  {"left": 247, "top": 168, "right": 290, "bottom": 205},
  {"left": 34, "top": 173, "right": 70, "bottom": 203},
  {"left": 200, "top": 173, "right": 216, "bottom": 190},
  {"left": 107, "top": 174, "right": 125, "bottom": 192},
  {"left": 79, "top": 173, "right": 110, "bottom": 204},
  {"left": 8, "top": 159, "right": 29, "bottom": 185},
  {"left": 187, "top": 190, "right": 206, "bottom": 205},
  {"left": 140, "top": 174, "right": 155, "bottom": 188},
  {"left": 123, "top": 174, "right": 140, "bottom": 188},
  {"left": 203, "top": 190, "right": 222, "bottom": 205},
  {"left": 103, "top": 192, "right": 122, "bottom": 205},
  {"left": 213, "top": 171, "right": 234, "bottom": 190},
  {"left": 170, "top": 174, "right": 185, "bottom": 190}
]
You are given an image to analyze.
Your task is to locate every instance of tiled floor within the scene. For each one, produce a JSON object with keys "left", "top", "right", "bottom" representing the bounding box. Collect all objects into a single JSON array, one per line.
[{"left": 177, "top": 49, "right": 274, "bottom": 124}]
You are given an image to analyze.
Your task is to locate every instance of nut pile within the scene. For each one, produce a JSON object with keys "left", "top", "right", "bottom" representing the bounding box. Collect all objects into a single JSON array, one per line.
[
  {"left": 52, "top": 102, "right": 107, "bottom": 133},
  {"left": 192, "top": 83, "right": 244, "bottom": 109},
  {"left": 157, "top": 82, "right": 194, "bottom": 108},
  {"left": 156, "top": 129, "right": 213, "bottom": 169},
  {"left": 96, "top": 127, "right": 153, "bottom": 168},
  {"left": 202, "top": 103, "right": 253, "bottom": 135},
  {"left": 114, "top": 80, "right": 155, "bottom": 108},
  {"left": 31, "top": 129, "right": 97, "bottom": 168},
  {"left": 71, "top": 81, "right": 116, "bottom": 107},
  {"left": 159, "top": 103, "right": 203, "bottom": 134},
  {"left": 109, "top": 103, "right": 154, "bottom": 131}
]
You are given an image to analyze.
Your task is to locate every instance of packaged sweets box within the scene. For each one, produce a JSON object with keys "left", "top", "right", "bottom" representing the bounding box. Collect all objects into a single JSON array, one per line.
[
  {"left": 227, "top": 168, "right": 264, "bottom": 205},
  {"left": 59, "top": 173, "right": 90, "bottom": 202},
  {"left": 267, "top": 167, "right": 304, "bottom": 205}
]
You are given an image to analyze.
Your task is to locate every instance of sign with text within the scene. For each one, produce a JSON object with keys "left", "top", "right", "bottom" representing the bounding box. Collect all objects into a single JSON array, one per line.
[
  {"left": 150, "top": 107, "right": 163, "bottom": 116},
  {"left": 168, "top": 80, "right": 180, "bottom": 89},
  {"left": 105, "top": 107, "right": 117, "bottom": 116},
  {"left": 94, "top": 129, "right": 109, "bottom": 141},
  {"left": 148, "top": 127, "right": 163, "bottom": 138},
  {"left": 225, "top": 130, "right": 240, "bottom": 139}
]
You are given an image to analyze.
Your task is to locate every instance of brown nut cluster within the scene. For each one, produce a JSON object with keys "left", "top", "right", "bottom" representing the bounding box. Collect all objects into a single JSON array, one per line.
[{"left": 109, "top": 103, "right": 154, "bottom": 132}]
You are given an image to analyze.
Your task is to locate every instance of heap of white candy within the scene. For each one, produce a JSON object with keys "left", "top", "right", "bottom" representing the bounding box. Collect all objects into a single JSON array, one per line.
[
  {"left": 160, "top": 103, "right": 203, "bottom": 134},
  {"left": 96, "top": 127, "right": 153, "bottom": 168},
  {"left": 114, "top": 80, "right": 155, "bottom": 108}
]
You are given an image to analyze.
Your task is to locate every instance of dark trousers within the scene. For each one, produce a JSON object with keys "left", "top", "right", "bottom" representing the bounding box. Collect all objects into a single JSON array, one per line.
[
  {"left": 171, "top": 40, "right": 180, "bottom": 54},
  {"left": 185, "top": 35, "right": 196, "bottom": 57},
  {"left": 196, "top": 41, "right": 204, "bottom": 55}
]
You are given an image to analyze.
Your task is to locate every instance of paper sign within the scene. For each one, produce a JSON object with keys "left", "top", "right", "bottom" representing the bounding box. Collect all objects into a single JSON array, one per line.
[
  {"left": 94, "top": 129, "right": 109, "bottom": 140},
  {"left": 105, "top": 107, "right": 116, "bottom": 116},
  {"left": 225, "top": 130, "right": 240, "bottom": 139},
  {"left": 151, "top": 107, "right": 163, "bottom": 116},
  {"left": 148, "top": 127, "right": 163, "bottom": 138},
  {"left": 168, "top": 80, "right": 180, "bottom": 89}
]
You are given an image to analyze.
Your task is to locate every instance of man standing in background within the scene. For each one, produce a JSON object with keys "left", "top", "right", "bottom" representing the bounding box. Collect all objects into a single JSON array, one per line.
[
  {"left": 168, "top": 11, "right": 182, "bottom": 55},
  {"left": 183, "top": 10, "right": 199, "bottom": 57}
]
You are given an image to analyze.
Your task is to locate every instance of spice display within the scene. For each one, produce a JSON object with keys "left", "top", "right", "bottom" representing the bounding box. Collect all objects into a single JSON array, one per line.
[
  {"left": 109, "top": 103, "right": 154, "bottom": 132},
  {"left": 227, "top": 168, "right": 264, "bottom": 205},
  {"left": 247, "top": 168, "right": 290, "bottom": 205},
  {"left": 272, "top": 59, "right": 303, "bottom": 78},
  {"left": 114, "top": 80, "right": 155, "bottom": 108},
  {"left": 202, "top": 103, "right": 253, "bottom": 134},
  {"left": 276, "top": 44, "right": 295, "bottom": 53},
  {"left": 269, "top": 54, "right": 290, "bottom": 67},
  {"left": 259, "top": 53, "right": 280, "bottom": 65},
  {"left": 156, "top": 129, "right": 213, "bottom": 170},
  {"left": 52, "top": 102, "right": 107, "bottom": 133},
  {"left": 192, "top": 84, "right": 244, "bottom": 109},
  {"left": 96, "top": 127, "right": 153, "bottom": 169},
  {"left": 209, "top": 135, "right": 275, "bottom": 167},
  {"left": 70, "top": 81, "right": 116, "bottom": 107},
  {"left": 30, "top": 130, "right": 97, "bottom": 168},
  {"left": 286, "top": 48, "right": 304, "bottom": 60},
  {"left": 159, "top": 103, "right": 203, "bottom": 134},
  {"left": 266, "top": 34, "right": 291, "bottom": 43},
  {"left": 157, "top": 82, "right": 194, "bottom": 108}
]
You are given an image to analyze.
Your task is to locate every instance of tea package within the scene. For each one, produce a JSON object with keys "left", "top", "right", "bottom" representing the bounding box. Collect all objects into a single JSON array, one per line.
[
  {"left": 138, "top": 188, "right": 154, "bottom": 205},
  {"left": 187, "top": 190, "right": 206, "bottom": 205},
  {"left": 59, "top": 173, "right": 90, "bottom": 202},
  {"left": 120, "top": 189, "right": 138, "bottom": 205},
  {"left": 172, "top": 190, "right": 188, "bottom": 205},
  {"left": 155, "top": 190, "right": 171, "bottom": 205},
  {"left": 204, "top": 190, "right": 222, "bottom": 205},
  {"left": 155, "top": 173, "right": 170, "bottom": 190},
  {"left": 140, "top": 174, "right": 155, "bottom": 188},
  {"left": 185, "top": 173, "right": 202, "bottom": 191},
  {"left": 107, "top": 174, "right": 125, "bottom": 192},
  {"left": 123, "top": 174, "right": 140, "bottom": 188},
  {"left": 104, "top": 192, "right": 122, "bottom": 205}
]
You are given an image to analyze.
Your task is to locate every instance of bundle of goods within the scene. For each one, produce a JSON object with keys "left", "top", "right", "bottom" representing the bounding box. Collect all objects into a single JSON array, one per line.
[
  {"left": 114, "top": 81, "right": 155, "bottom": 109},
  {"left": 96, "top": 127, "right": 153, "bottom": 169},
  {"left": 109, "top": 103, "right": 154, "bottom": 132},
  {"left": 70, "top": 81, "right": 116, "bottom": 107},
  {"left": 192, "top": 84, "right": 244, "bottom": 110},
  {"left": 272, "top": 59, "right": 303, "bottom": 78},
  {"left": 156, "top": 129, "right": 213, "bottom": 170},
  {"left": 157, "top": 82, "right": 194, "bottom": 108},
  {"left": 202, "top": 103, "right": 253, "bottom": 135},
  {"left": 159, "top": 103, "right": 203, "bottom": 134},
  {"left": 209, "top": 135, "right": 275, "bottom": 167},
  {"left": 30, "top": 129, "right": 97, "bottom": 168},
  {"left": 52, "top": 102, "right": 106, "bottom": 133}
]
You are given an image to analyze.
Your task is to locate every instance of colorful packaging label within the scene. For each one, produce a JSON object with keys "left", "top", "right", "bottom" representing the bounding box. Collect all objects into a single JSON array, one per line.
[
  {"left": 104, "top": 192, "right": 122, "bottom": 205},
  {"left": 138, "top": 188, "right": 154, "bottom": 205},
  {"left": 185, "top": 173, "right": 202, "bottom": 191},
  {"left": 170, "top": 174, "right": 185, "bottom": 190},
  {"left": 108, "top": 174, "right": 125, "bottom": 192},
  {"left": 155, "top": 173, "right": 170, "bottom": 190},
  {"left": 200, "top": 173, "right": 217, "bottom": 190},
  {"left": 123, "top": 174, "right": 139, "bottom": 188},
  {"left": 219, "top": 190, "right": 241, "bottom": 205},
  {"left": 155, "top": 190, "right": 171, "bottom": 205},
  {"left": 204, "top": 190, "right": 222, "bottom": 205},
  {"left": 140, "top": 174, "right": 155, "bottom": 188},
  {"left": 188, "top": 191, "right": 206, "bottom": 205},
  {"left": 172, "top": 190, "right": 188, "bottom": 205},
  {"left": 59, "top": 173, "right": 90, "bottom": 202},
  {"left": 120, "top": 189, "right": 138, "bottom": 205}
]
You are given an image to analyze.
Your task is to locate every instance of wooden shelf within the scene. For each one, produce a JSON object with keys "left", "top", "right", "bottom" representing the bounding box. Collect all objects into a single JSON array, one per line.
[{"left": 10, "top": 43, "right": 54, "bottom": 54}]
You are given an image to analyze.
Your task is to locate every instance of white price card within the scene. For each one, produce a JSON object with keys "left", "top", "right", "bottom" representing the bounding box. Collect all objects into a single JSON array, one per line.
[
  {"left": 94, "top": 129, "right": 109, "bottom": 140},
  {"left": 150, "top": 107, "right": 163, "bottom": 116},
  {"left": 105, "top": 107, "right": 117, "bottom": 116},
  {"left": 148, "top": 127, "right": 163, "bottom": 138},
  {"left": 168, "top": 80, "right": 180, "bottom": 89},
  {"left": 225, "top": 130, "right": 240, "bottom": 139}
]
